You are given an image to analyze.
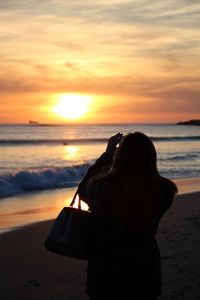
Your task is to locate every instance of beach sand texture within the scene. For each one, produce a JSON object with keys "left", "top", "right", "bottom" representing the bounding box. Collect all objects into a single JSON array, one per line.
[{"left": 0, "top": 191, "right": 200, "bottom": 300}]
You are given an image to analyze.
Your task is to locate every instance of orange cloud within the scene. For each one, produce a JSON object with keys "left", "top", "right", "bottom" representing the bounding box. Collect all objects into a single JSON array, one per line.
[{"left": 0, "top": 0, "right": 200, "bottom": 123}]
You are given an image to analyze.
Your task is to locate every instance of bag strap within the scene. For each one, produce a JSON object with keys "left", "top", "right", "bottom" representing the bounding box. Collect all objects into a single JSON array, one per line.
[{"left": 69, "top": 190, "right": 82, "bottom": 210}]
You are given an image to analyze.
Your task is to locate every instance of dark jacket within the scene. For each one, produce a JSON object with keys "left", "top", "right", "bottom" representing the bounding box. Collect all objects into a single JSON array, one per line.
[{"left": 78, "top": 152, "right": 174, "bottom": 299}]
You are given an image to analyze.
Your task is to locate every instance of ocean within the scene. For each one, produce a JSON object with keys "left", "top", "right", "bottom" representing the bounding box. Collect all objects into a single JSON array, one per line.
[
  {"left": 0, "top": 123, "right": 200, "bottom": 232},
  {"left": 0, "top": 123, "right": 200, "bottom": 200}
]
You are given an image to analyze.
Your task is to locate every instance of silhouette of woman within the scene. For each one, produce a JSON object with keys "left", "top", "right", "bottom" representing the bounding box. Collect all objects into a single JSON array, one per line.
[{"left": 78, "top": 132, "right": 177, "bottom": 300}]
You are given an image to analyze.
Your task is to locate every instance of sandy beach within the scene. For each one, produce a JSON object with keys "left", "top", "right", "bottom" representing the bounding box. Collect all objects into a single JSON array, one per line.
[{"left": 0, "top": 185, "right": 200, "bottom": 299}]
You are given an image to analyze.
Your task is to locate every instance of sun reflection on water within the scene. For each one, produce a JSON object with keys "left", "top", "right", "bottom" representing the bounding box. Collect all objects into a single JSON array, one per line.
[{"left": 65, "top": 146, "right": 78, "bottom": 158}]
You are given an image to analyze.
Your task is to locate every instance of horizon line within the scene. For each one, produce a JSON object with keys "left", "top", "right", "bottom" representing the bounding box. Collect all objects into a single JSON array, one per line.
[{"left": 0, "top": 122, "right": 180, "bottom": 126}]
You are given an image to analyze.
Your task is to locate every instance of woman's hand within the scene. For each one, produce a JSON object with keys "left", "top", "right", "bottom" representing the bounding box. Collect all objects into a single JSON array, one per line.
[{"left": 106, "top": 133, "right": 123, "bottom": 157}]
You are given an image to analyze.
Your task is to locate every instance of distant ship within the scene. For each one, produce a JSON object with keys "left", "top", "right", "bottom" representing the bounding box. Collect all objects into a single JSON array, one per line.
[
  {"left": 177, "top": 120, "right": 200, "bottom": 126},
  {"left": 29, "top": 120, "right": 39, "bottom": 125},
  {"left": 28, "top": 120, "right": 56, "bottom": 126}
]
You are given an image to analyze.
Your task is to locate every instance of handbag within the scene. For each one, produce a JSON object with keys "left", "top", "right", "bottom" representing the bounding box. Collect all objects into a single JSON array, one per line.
[{"left": 44, "top": 190, "right": 94, "bottom": 260}]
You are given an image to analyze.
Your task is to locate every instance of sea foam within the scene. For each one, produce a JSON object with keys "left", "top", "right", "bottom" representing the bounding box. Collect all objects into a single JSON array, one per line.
[{"left": 0, "top": 164, "right": 89, "bottom": 199}]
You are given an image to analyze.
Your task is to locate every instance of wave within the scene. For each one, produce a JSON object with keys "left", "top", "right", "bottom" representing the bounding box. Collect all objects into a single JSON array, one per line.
[
  {"left": 1, "top": 135, "right": 200, "bottom": 146},
  {"left": 0, "top": 164, "right": 90, "bottom": 199},
  {"left": 160, "top": 169, "right": 200, "bottom": 179},
  {"left": 1, "top": 161, "right": 200, "bottom": 200},
  {"left": 171, "top": 154, "right": 199, "bottom": 161},
  {"left": 0, "top": 138, "right": 108, "bottom": 146},
  {"left": 152, "top": 136, "right": 200, "bottom": 142},
  {"left": 160, "top": 153, "right": 199, "bottom": 161}
]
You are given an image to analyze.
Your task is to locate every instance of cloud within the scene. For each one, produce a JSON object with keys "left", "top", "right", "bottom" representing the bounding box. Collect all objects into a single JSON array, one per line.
[
  {"left": 1, "top": 1, "right": 200, "bottom": 26},
  {"left": 0, "top": 0, "right": 199, "bottom": 122},
  {"left": 146, "top": 88, "right": 200, "bottom": 113},
  {"left": 0, "top": 76, "right": 38, "bottom": 93}
]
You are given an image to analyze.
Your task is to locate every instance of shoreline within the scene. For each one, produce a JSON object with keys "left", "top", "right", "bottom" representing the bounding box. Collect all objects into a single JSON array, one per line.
[
  {"left": 0, "top": 176, "right": 200, "bottom": 234},
  {"left": 173, "top": 176, "right": 200, "bottom": 195},
  {"left": 0, "top": 187, "right": 77, "bottom": 234},
  {"left": 0, "top": 191, "right": 200, "bottom": 299}
]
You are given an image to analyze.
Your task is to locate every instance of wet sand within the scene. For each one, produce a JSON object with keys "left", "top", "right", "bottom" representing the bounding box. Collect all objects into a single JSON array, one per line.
[
  {"left": 0, "top": 189, "right": 200, "bottom": 299},
  {"left": 157, "top": 191, "right": 200, "bottom": 299}
]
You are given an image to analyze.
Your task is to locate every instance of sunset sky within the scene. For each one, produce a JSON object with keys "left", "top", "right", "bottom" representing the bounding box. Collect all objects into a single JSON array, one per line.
[{"left": 0, "top": 0, "right": 200, "bottom": 124}]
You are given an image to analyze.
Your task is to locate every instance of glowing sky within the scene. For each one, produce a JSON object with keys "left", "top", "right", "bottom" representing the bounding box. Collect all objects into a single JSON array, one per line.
[{"left": 0, "top": 0, "right": 200, "bottom": 123}]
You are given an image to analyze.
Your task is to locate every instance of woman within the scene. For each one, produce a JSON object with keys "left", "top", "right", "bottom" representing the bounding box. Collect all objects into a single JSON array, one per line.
[{"left": 78, "top": 132, "right": 177, "bottom": 300}]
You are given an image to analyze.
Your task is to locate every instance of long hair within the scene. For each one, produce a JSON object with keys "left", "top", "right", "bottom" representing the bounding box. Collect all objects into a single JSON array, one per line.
[
  {"left": 111, "top": 132, "right": 158, "bottom": 179},
  {"left": 89, "top": 132, "right": 177, "bottom": 225}
]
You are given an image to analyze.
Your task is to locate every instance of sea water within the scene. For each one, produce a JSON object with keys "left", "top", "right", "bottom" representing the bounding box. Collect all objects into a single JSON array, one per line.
[
  {"left": 0, "top": 123, "right": 200, "bottom": 200},
  {"left": 0, "top": 123, "right": 200, "bottom": 232}
]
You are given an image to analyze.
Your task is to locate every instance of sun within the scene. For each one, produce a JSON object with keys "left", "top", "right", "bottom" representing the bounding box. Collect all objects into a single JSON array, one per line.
[{"left": 53, "top": 94, "right": 90, "bottom": 120}]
